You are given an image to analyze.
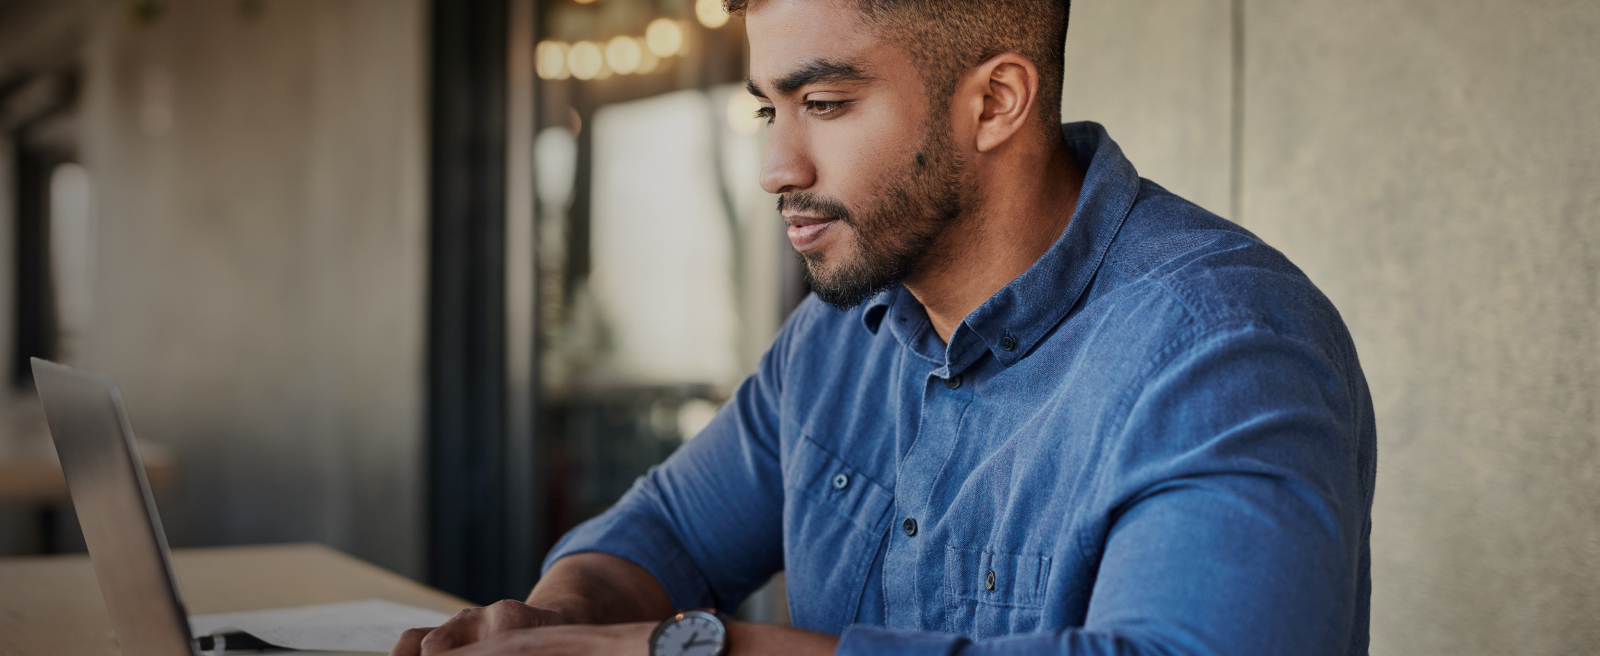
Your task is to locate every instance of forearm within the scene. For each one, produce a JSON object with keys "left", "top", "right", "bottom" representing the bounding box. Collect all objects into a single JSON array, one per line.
[
  {"left": 728, "top": 621, "right": 839, "bottom": 656},
  {"left": 528, "top": 552, "right": 676, "bottom": 625},
  {"left": 525, "top": 557, "right": 839, "bottom": 656}
]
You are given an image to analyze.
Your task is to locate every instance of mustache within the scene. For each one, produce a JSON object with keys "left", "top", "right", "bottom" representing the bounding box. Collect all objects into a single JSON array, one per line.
[{"left": 777, "top": 192, "right": 853, "bottom": 225}]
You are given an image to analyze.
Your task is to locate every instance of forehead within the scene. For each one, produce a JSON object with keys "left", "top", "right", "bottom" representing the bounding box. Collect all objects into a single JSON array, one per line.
[{"left": 745, "top": 0, "right": 891, "bottom": 87}]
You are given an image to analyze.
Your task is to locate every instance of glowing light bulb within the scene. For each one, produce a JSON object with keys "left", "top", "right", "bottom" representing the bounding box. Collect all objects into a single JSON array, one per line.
[
  {"left": 536, "top": 41, "right": 571, "bottom": 80},
  {"left": 696, "top": 0, "right": 730, "bottom": 28},
  {"left": 646, "top": 18, "right": 684, "bottom": 57},
  {"left": 567, "top": 41, "right": 604, "bottom": 80},
  {"left": 606, "top": 35, "right": 643, "bottom": 74}
]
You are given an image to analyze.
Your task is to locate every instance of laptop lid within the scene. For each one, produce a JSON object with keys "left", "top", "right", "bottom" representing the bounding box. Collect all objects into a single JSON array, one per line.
[{"left": 32, "top": 358, "right": 196, "bottom": 656}]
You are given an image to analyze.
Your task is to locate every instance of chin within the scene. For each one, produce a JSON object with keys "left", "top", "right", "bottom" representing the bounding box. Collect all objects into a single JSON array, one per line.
[{"left": 800, "top": 249, "right": 847, "bottom": 281}]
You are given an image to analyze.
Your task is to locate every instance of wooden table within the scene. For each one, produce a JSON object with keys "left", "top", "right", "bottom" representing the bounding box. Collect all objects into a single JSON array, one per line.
[{"left": 0, "top": 543, "right": 471, "bottom": 656}]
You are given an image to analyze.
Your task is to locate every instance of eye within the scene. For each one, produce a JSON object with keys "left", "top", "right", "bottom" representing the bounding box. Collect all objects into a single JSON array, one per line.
[
  {"left": 754, "top": 105, "right": 775, "bottom": 124},
  {"left": 804, "top": 100, "right": 846, "bottom": 116}
]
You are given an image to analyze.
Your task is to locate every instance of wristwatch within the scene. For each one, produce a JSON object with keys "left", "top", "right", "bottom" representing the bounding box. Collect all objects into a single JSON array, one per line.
[{"left": 649, "top": 608, "right": 728, "bottom": 656}]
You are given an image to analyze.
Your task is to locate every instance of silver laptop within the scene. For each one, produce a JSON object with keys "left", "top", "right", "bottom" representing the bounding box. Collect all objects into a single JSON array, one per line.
[{"left": 32, "top": 358, "right": 368, "bottom": 656}]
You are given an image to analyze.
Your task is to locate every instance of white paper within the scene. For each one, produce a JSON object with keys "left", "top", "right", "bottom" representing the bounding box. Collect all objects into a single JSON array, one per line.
[{"left": 189, "top": 599, "right": 452, "bottom": 653}]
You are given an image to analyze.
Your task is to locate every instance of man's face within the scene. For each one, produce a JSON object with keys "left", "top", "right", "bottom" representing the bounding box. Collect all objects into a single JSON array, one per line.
[{"left": 747, "top": 0, "right": 968, "bottom": 309}]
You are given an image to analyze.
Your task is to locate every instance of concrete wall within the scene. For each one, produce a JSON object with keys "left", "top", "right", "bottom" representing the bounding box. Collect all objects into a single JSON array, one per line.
[
  {"left": 74, "top": 0, "right": 429, "bottom": 577},
  {"left": 1059, "top": 0, "right": 1234, "bottom": 216},
  {"left": 1064, "top": 0, "right": 1600, "bottom": 652}
]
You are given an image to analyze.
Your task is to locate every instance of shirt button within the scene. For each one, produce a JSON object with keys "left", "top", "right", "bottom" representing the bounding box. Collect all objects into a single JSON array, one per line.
[
  {"left": 1000, "top": 335, "right": 1017, "bottom": 351},
  {"left": 943, "top": 375, "right": 962, "bottom": 390},
  {"left": 832, "top": 473, "right": 850, "bottom": 490},
  {"left": 902, "top": 517, "right": 918, "bottom": 536},
  {"left": 986, "top": 570, "right": 996, "bottom": 590}
]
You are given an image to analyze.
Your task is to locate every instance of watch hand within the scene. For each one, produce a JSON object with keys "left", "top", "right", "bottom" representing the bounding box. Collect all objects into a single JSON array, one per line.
[{"left": 681, "top": 631, "right": 699, "bottom": 651}]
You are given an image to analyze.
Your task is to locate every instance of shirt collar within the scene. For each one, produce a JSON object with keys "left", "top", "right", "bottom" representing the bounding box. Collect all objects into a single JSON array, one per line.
[{"left": 861, "top": 122, "right": 1141, "bottom": 373}]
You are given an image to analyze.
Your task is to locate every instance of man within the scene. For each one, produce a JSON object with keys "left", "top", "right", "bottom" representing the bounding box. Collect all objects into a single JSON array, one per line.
[{"left": 394, "top": 0, "right": 1375, "bottom": 654}]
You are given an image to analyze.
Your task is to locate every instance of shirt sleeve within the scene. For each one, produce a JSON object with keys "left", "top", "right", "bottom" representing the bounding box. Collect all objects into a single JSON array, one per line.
[
  {"left": 540, "top": 303, "right": 808, "bottom": 613},
  {"left": 839, "top": 321, "right": 1374, "bottom": 656}
]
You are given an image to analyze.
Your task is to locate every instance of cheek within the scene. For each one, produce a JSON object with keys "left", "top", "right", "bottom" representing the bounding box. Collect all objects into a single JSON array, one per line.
[{"left": 808, "top": 105, "right": 923, "bottom": 200}]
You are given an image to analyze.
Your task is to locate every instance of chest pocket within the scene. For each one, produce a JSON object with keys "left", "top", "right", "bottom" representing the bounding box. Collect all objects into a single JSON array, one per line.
[
  {"left": 944, "top": 547, "right": 1052, "bottom": 638},
  {"left": 783, "top": 434, "right": 895, "bottom": 634}
]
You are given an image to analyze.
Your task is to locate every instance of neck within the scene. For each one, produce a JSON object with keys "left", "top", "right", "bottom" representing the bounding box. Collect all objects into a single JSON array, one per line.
[{"left": 903, "top": 133, "right": 1085, "bottom": 344}]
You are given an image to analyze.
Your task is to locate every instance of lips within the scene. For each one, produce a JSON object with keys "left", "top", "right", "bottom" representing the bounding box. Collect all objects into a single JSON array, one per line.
[{"left": 785, "top": 215, "right": 837, "bottom": 251}]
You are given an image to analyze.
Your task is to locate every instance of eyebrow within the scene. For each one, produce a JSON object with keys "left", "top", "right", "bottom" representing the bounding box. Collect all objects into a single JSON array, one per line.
[{"left": 747, "top": 59, "right": 876, "bottom": 98}]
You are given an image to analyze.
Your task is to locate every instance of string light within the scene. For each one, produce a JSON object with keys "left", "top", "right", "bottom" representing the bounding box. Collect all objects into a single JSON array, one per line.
[{"left": 541, "top": 19, "right": 688, "bottom": 82}]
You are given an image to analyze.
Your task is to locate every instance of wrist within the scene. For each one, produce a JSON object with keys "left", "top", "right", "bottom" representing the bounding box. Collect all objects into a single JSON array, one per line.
[
  {"left": 649, "top": 609, "right": 728, "bottom": 656},
  {"left": 723, "top": 620, "right": 839, "bottom": 656}
]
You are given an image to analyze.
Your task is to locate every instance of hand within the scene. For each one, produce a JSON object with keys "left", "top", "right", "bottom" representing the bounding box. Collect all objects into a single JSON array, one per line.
[
  {"left": 410, "top": 622, "right": 655, "bottom": 656},
  {"left": 389, "top": 599, "right": 573, "bottom": 656}
]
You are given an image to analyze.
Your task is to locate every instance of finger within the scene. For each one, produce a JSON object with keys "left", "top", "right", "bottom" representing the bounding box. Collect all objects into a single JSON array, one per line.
[
  {"left": 439, "top": 628, "right": 555, "bottom": 656},
  {"left": 418, "top": 627, "right": 460, "bottom": 656},
  {"left": 388, "top": 627, "right": 433, "bottom": 656},
  {"left": 485, "top": 599, "right": 544, "bottom": 636},
  {"left": 421, "top": 608, "right": 482, "bottom": 656},
  {"left": 484, "top": 599, "right": 523, "bottom": 636}
]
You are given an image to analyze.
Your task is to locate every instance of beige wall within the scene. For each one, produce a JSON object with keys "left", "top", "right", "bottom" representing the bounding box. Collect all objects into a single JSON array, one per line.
[
  {"left": 1060, "top": 0, "right": 1234, "bottom": 216},
  {"left": 74, "top": 0, "right": 428, "bottom": 577},
  {"left": 1066, "top": 0, "right": 1600, "bottom": 653}
]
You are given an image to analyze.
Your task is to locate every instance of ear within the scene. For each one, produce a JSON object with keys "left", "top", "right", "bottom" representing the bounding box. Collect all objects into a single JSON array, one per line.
[{"left": 958, "top": 52, "right": 1040, "bottom": 154}]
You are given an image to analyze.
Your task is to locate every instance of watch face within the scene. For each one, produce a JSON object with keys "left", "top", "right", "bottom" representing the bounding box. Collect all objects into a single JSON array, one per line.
[{"left": 651, "top": 610, "right": 726, "bottom": 656}]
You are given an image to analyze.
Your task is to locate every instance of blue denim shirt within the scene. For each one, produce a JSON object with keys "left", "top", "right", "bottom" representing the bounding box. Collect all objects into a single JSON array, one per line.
[{"left": 544, "top": 122, "right": 1376, "bottom": 656}]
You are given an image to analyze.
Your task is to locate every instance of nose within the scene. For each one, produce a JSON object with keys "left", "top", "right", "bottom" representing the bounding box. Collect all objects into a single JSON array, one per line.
[{"left": 760, "top": 118, "right": 815, "bottom": 195}]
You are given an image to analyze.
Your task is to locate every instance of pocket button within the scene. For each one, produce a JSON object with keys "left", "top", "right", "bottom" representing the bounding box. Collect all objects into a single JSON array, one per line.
[{"left": 985, "top": 570, "right": 996, "bottom": 591}]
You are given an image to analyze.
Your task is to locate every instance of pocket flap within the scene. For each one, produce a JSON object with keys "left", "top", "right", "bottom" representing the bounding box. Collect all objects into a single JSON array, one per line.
[
  {"left": 945, "top": 547, "right": 1052, "bottom": 609},
  {"left": 785, "top": 434, "right": 895, "bottom": 535}
]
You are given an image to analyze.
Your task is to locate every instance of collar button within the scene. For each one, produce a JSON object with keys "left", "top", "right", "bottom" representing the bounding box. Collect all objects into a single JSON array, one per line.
[{"left": 1000, "top": 335, "right": 1018, "bottom": 352}]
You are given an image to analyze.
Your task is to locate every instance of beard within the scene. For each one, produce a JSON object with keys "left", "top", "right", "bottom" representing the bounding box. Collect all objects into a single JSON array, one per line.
[{"left": 780, "top": 121, "right": 969, "bottom": 310}]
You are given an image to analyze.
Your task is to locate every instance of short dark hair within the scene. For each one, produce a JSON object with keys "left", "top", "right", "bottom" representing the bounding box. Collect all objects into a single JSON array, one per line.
[{"left": 727, "top": 0, "right": 1071, "bottom": 132}]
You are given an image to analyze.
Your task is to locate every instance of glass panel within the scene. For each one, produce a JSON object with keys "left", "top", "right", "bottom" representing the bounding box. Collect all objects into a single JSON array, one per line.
[{"left": 529, "top": 0, "right": 797, "bottom": 622}]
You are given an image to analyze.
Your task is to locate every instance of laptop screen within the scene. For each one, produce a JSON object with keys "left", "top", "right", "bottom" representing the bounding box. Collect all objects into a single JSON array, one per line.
[{"left": 33, "top": 358, "right": 196, "bottom": 656}]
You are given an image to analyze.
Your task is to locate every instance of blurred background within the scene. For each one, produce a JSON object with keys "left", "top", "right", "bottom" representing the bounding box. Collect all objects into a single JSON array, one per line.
[{"left": 0, "top": 0, "right": 1594, "bottom": 654}]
